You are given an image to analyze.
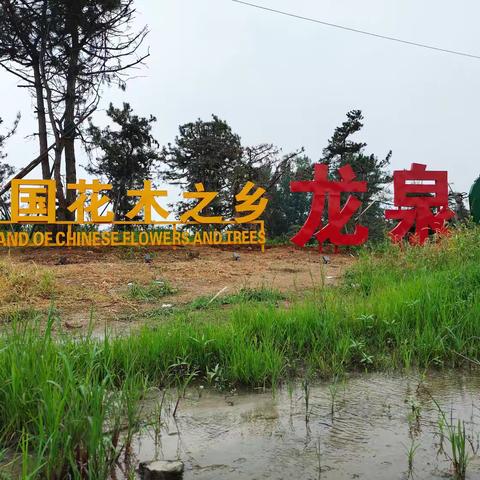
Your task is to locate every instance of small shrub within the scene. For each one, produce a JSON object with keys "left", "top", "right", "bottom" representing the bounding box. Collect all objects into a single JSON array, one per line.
[
  {"left": 127, "top": 280, "right": 177, "bottom": 301},
  {"left": 190, "top": 287, "right": 286, "bottom": 309},
  {"left": 36, "top": 271, "right": 56, "bottom": 299}
]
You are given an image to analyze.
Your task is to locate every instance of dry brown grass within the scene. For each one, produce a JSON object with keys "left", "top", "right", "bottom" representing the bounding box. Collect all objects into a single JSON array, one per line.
[
  {"left": 0, "top": 259, "right": 57, "bottom": 303},
  {"left": 0, "top": 246, "right": 354, "bottom": 330},
  {"left": 0, "top": 259, "right": 61, "bottom": 321}
]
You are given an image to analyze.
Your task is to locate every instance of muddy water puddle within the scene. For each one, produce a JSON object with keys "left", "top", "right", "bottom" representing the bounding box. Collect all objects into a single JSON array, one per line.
[{"left": 132, "top": 371, "right": 480, "bottom": 479}]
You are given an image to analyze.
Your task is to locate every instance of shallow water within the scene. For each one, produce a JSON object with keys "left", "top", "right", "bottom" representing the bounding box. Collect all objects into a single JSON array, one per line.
[{"left": 131, "top": 371, "right": 480, "bottom": 479}]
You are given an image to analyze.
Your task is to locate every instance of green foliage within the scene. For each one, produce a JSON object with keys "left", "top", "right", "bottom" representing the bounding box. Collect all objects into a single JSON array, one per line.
[
  {"left": 262, "top": 110, "right": 392, "bottom": 242},
  {"left": 190, "top": 287, "right": 286, "bottom": 309},
  {"left": 0, "top": 113, "right": 19, "bottom": 163},
  {"left": 0, "top": 316, "right": 147, "bottom": 479},
  {"left": 322, "top": 109, "right": 392, "bottom": 242},
  {"left": 113, "top": 227, "right": 480, "bottom": 383},
  {"left": 86, "top": 103, "right": 159, "bottom": 221},
  {"left": 0, "top": 162, "right": 13, "bottom": 187},
  {"left": 432, "top": 397, "right": 470, "bottom": 479},
  {"left": 127, "top": 280, "right": 177, "bottom": 301},
  {"left": 0, "top": 114, "right": 18, "bottom": 220},
  {"left": 160, "top": 115, "right": 302, "bottom": 223},
  {"left": 0, "top": 161, "right": 14, "bottom": 221},
  {"left": 468, "top": 176, "right": 480, "bottom": 224},
  {"left": 264, "top": 155, "right": 313, "bottom": 238},
  {"left": 0, "top": 0, "right": 148, "bottom": 221},
  {"left": 4, "top": 228, "right": 480, "bottom": 476},
  {"left": 160, "top": 115, "right": 243, "bottom": 220}
]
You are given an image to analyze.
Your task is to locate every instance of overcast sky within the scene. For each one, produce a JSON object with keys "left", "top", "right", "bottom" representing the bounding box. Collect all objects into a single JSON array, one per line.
[{"left": 1, "top": 0, "right": 480, "bottom": 194}]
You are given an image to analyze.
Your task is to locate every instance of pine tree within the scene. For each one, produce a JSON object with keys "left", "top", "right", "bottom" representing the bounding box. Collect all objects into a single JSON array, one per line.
[
  {"left": 160, "top": 115, "right": 244, "bottom": 220},
  {"left": 322, "top": 110, "right": 392, "bottom": 241},
  {"left": 0, "top": 115, "right": 18, "bottom": 219},
  {"left": 86, "top": 103, "right": 159, "bottom": 222},
  {"left": 264, "top": 156, "right": 313, "bottom": 238}
]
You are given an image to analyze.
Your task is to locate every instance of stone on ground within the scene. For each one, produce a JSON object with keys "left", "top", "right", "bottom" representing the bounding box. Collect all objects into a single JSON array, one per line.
[{"left": 139, "top": 460, "right": 184, "bottom": 480}]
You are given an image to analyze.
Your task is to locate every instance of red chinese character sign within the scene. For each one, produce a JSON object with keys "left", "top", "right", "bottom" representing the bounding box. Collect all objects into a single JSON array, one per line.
[
  {"left": 386, "top": 163, "right": 455, "bottom": 244},
  {"left": 290, "top": 163, "right": 368, "bottom": 250}
]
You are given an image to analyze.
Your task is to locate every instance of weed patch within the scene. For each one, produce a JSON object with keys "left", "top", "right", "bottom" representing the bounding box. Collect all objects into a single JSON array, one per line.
[
  {"left": 0, "top": 260, "right": 57, "bottom": 303},
  {"left": 127, "top": 280, "right": 177, "bottom": 301},
  {"left": 190, "top": 287, "right": 286, "bottom": 309}
]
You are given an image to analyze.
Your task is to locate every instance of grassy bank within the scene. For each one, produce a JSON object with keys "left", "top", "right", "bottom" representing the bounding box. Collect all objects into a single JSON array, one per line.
[
  {"left": 111, "top": 227, "right": 480, "bottom": 383},
  {"left": 2, "top": 228, "right": 480, "bottom": 478}
]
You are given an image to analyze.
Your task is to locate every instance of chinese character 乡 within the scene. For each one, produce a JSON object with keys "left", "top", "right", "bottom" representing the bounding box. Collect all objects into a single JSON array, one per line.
[
  {"left": 386, "top": 163, "right": 455, "bottom": 244},
  {"left": 235, "top": 181, "right": 268, "bottom": 223},
  {"left": 290, "top": 163, "right": 368, "bottom": 249}
]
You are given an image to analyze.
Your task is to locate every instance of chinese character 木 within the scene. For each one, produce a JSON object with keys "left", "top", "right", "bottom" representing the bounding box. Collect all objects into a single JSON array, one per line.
[{"left": 127, "top": 180, "right": 169, "bottom": 222}]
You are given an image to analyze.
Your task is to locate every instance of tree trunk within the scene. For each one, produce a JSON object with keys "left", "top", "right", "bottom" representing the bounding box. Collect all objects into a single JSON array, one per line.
[
  {"left": 63, "top": 1, "right": 80, "bottom": 222},
  {"left": 53, "top": 144, "right": 67, "bottom": 221},
  {"left": 33, "top": 63, "right": 50, "bottom": 180},
  {"left": 64, "top": 124, "right": 77, "bottom": 221}
]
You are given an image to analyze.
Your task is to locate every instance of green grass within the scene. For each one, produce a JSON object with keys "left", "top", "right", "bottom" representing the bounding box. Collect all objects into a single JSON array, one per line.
[
  {"left": 0, "top": 316, "right": 148, "bottom": 479},
  {"left": 126, "top": 280, "right": 177, "bottom": 301},
  {"left": 189, "top": 286, "right": 286, "bottom": 309},
  {"left": 3, "top": 227, "right": 480, "bottom": 477}
]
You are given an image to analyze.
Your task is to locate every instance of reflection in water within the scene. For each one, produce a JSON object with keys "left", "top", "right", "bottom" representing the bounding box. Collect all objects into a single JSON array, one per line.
[{"left": 131, "top": 371, "right": 480, "bottom": 479}]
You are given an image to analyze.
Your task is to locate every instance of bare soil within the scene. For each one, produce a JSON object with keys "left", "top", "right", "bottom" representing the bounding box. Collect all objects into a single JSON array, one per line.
[{"left": 0, "top": 245, "right": 354, "bottom": 331}]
